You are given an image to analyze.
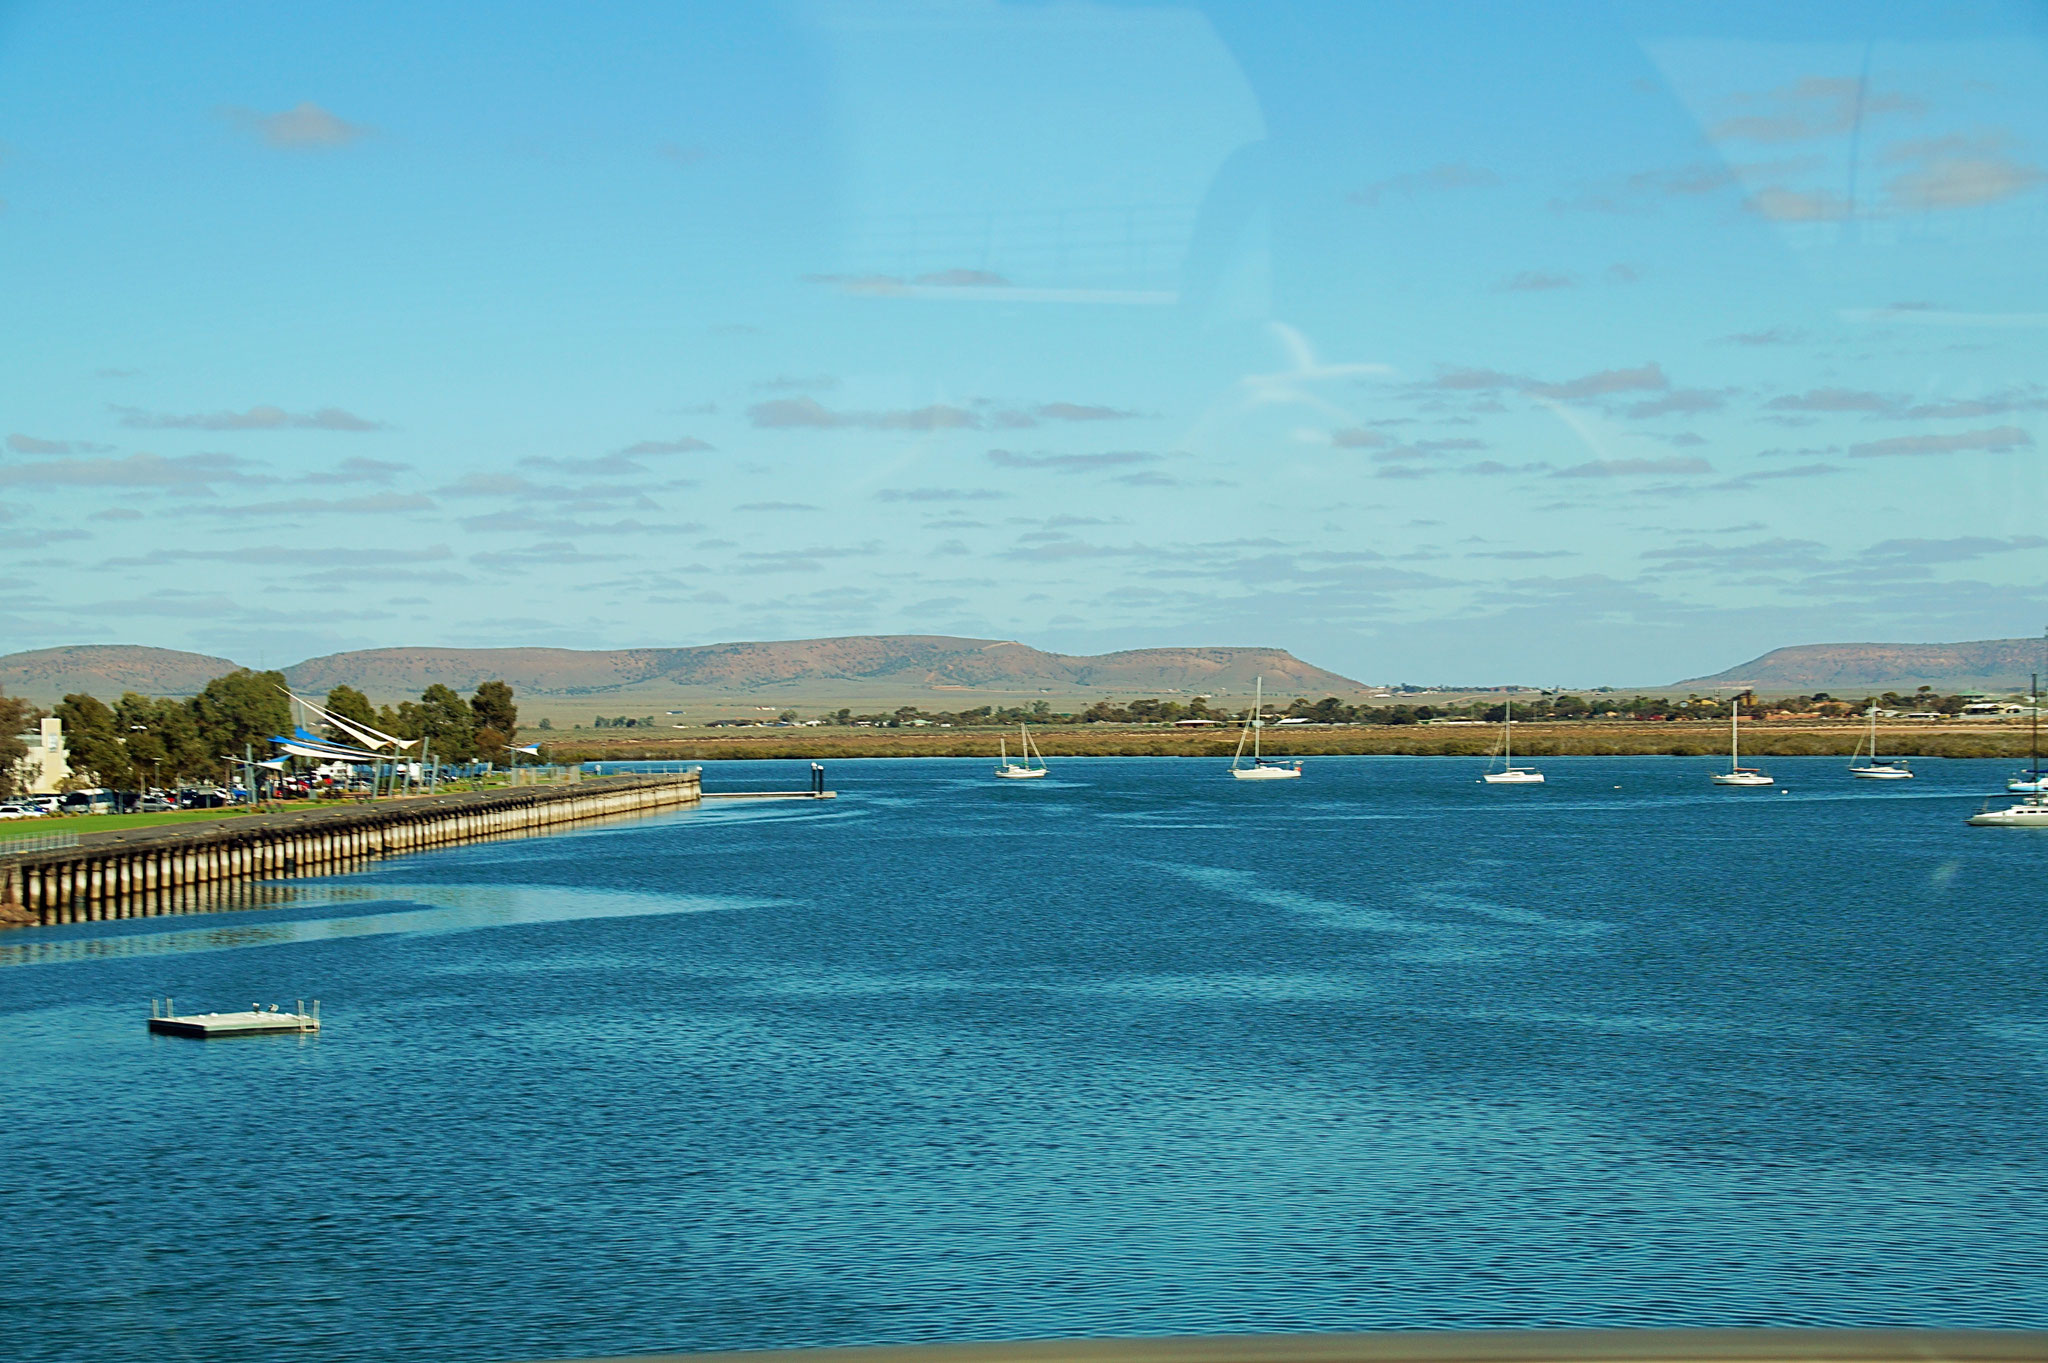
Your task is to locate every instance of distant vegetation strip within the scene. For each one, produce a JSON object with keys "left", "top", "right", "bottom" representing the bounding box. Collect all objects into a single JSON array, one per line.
[{"left": 545, "top": 722, "right": 2037, "bottom": 762}]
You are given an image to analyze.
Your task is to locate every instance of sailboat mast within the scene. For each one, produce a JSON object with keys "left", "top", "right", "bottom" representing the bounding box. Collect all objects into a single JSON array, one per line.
[
  {"left": 1731, "top": 696, "right": 1740, "bottom": 771},
  {"left": 1252, "top": 677, "right": 1263, "bottom": 762},
  {"left": 1504, "top": 695, "right": 1512, "bottom": 764},
  {"left": 2033, "top": 671, "right": 2040, "bottom": 779}
]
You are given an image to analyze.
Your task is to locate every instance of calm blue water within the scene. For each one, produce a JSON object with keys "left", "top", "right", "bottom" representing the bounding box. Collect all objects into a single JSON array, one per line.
[{"left": 5, "top": 756, "right": 2048, "bottom": 1363}]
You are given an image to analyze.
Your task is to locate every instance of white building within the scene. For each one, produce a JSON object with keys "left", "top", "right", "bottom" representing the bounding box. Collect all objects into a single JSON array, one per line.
[{"left": 14, "top": 717, "right": 70, "bottom": 794}]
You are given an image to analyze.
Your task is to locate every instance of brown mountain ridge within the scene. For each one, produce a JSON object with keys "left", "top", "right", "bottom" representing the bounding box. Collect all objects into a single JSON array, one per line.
[
  {"left": 0, "top": 636, "right": 1369, "bottom": 706},
  {"left": 1679, "top": 637, "right": 2048, "bottom": 694}
]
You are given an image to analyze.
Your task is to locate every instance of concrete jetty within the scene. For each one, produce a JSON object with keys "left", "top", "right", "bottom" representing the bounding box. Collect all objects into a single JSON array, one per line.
[{"left": 0, "top": 771, "right": 700, "bottom": 929}]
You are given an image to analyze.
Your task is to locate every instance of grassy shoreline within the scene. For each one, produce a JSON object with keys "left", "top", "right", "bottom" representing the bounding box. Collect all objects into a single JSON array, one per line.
[{"left": 541, "top": 721, "right": 2040, "bottom": 763}]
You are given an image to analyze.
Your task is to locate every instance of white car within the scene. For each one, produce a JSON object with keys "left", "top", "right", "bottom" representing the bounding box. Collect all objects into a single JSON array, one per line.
[{"left": 0, "top": 803, "right": 45, "bottom": 819}]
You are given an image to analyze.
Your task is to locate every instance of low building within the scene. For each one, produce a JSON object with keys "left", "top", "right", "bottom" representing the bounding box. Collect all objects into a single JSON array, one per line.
[{"left": 14, "top": 717, "right": 70, "bottom": 794}]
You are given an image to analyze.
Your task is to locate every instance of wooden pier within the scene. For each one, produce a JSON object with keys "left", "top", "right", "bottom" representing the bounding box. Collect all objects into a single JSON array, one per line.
[{"left": 0, "top": 772, "right": 700, "bottom": 929}]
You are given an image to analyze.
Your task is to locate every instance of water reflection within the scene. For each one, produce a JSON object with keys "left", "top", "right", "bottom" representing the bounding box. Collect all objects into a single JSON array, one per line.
[{"left": 0, "top": 884, "right": 764, "bottom": 968}]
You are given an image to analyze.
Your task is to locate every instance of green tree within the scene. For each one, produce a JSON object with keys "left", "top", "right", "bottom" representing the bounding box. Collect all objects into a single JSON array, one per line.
[
  {"left": 324, "top": 685, "right": 377, "bottom": 742},
  {"left": 116, "top": 693, "right": 207, "bottom": 787},
  {"left": 0, "top": 688, "right": 37, "bottom": 799},
  {"left": 190, "top": 669, "right": 292, "bottom": 762},
  {"left": 415, "top": 684, "right": 476, "bottom": 759},
  {"left": 471, "top": 680, "right": 518, "bottom": 737},
  {"left": 54, "top": 694, "right": 127, "bottom": 788}
]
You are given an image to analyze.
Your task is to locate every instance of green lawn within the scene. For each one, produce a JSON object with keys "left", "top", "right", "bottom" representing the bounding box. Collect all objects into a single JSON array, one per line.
[{"left": 1, "top": 808, "right": 267, "bottom": 838}]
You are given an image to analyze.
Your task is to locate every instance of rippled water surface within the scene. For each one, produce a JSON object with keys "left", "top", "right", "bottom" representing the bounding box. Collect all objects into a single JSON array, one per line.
[{"left": 6, "top": 756, "right": 2048, "bottom": 1362}]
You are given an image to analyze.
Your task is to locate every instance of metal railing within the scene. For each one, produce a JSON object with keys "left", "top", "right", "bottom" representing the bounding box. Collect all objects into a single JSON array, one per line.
[{"left": 0, "top": 831, "right": 80, "bottom": 857}]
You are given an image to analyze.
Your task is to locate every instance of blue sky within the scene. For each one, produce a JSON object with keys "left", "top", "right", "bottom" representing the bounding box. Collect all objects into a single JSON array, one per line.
[{"left": 2, "top": 0, "right": 2045, "bottom": 685}]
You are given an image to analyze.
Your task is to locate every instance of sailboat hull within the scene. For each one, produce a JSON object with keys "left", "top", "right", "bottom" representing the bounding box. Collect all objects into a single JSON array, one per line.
[
  {"left": 1232, "top": 766, "right": 1301, "bottom": 780},
  {"left": 1711, "top": 772, "right": 1775, "bottom": 786},
  {"left": 1851, "top": 766, "right": 1913, "bottom": 780},
  {"left": 2008, "top": 776, "right": 2046, "bottom": 792},
  {"left": 1481, "top": 770, "right": 1545, "bottom": 784},
  {"left": 994, "top": 766, "right": 1048, "bottom": 779},
  {"left": 1969, "top": 801, "right": 2048, "bottom": 827}
]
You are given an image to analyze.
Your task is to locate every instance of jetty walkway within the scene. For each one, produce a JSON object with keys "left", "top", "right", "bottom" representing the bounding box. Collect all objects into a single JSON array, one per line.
[{"left": 0, "top": 771, "right": 700, "bottom": 928}]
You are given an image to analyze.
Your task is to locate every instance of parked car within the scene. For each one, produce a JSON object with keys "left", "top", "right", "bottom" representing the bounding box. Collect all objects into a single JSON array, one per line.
[
  {"left": 0, "top": 803, "right": 46, "bottom": 819},
  {"left": 138, "top": 796, "right": 177, "bottom": 813}
]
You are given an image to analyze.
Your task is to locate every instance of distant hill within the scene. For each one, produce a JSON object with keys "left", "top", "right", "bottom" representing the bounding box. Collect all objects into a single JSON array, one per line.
[
  {"left": 0, "top": 645, "right": 242, "bottom": 700},
  {"left": 1680, "top": 637, "right": 2048, "bottom": 694},
  {"left": 1, "top": 636, "right": 1368, "bottom": 706},
  {"left": 283, "top": 636, "right": 1365, "bottom": 701}
]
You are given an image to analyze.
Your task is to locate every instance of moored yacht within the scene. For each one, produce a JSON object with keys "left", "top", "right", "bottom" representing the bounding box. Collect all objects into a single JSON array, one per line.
[
  {"left": 1230, "top": 677, "right": 1302, "bottom": 780},
  {"left": 1479, "top": 696, "right": 1544, "bottom": 784},
  {"left": 1849, "top": 704, "right": 1912, "bottom": 780},
  {"left": 994, "top": 722, "right": 1049, "bottom": 779},
  {"left": 1968, "top": 793, "right": 2048, "bottom": 827},
  {"left": 1710, "top": 697, "right": 1774, "bottom": 786}
]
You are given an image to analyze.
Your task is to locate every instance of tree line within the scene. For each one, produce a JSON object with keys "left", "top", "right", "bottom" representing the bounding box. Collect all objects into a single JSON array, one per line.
[
  {"left": 787, "top": 688, "right": 1999, "bottom": 730},
  {"left": 0, "top": 672, "right": 521, "bottom": 795}
]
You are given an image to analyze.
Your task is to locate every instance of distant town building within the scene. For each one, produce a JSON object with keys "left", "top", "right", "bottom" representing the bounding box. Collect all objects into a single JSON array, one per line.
[{"left": 15, "top": 717, "right": 70, "bottom": 794}]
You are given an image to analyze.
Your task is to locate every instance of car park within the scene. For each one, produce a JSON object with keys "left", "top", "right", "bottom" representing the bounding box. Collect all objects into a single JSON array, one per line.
[{"left": 0, "top": 803, "right": 46, "bottom": 819}]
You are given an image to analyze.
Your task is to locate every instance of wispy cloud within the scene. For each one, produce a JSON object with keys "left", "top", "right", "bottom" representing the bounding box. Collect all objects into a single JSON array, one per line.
[
  {"left": 1495, "top": 271, "right": 1576, "bottom": 293},
  {"left": 471, "top": 541, "right": 626, "bottom": 571},
  {"left": 1745, "top": 187, "right": 1854, "bottom": 222},
  {"left": 1710, "top": 77, "right": 1923, "bottom": 144},
  {"left": 986, "top": 449, "right": 1162, "bottom": 472},
  {"left": 114, "top": 404, "right": 387, "bottom": 431},
  {"left": 618, "top": 437, "right": 713, "bottom": 455},
  {"left": 755, "top": 374, "right": 839, "bottom": 392},
  {"left": 8, "top": 433, "right": 113, "bottom": 455},
  {"left": 0, "top": 452, "right": 270, "bottom": 489},
  {"left": 748, "top": 397, "right": 978, "bottom": 430},
  {"left": 734, "top": 501, "right": 820, "bottom": 512},
  {"left": 455, "top": 513, "right": 702, "bottom": 537},
  {"left": 1527, "top": 363, "right": 1667, "bottom": 400},
  {"left": 1715, "top": 327, "right": 1807, "bottom": 346},
  {"left": 1625, "top": 389, "right": 1727, "bottom": 419},
  {"left": 1035, "top": 403, "right": 1139, "bottom": 422},
  {"left": 1847, "top": 426, "right": 2034, "bottom": 458},
  {"left": 1553, "top": 457, "right": 1713, "bottom": 478},
  {"left": 303, "top": 456, "right": 409, "bottom": 484},
  {"left": 1348, "top": 163, "right": 1499, "bottom": 207},
  {"left": 192, "top": 493, "right": 434, "bottom": 519},
  {"left": 220, "top": 102, "right": 373, "bottom": 150},
  {"left": 874, "top": 488, "right": 1008, "bottom": 503}
]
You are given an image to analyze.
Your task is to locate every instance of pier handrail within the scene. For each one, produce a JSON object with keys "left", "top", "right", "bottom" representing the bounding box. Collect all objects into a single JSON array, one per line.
[{"left": 0, "top": 831, "right": 80, "bottom": 858}]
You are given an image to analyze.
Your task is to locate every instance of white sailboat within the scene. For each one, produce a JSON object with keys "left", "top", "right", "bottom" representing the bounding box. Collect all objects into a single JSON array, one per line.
[
  {"left": 1977, "top": 672, "right": 2048, "bottom": 822},
  {"left": 1709, "top": 697, "right": 1774, "bottom": 786},
  {"left": 1479, "top": 696, "right": 1544, "bottom": 785},
  {"left": 1849, "top": 704, "right": 1912, "bottom": 780},
  {"left": 1968, "top": 793, "right": 2048, "bottom": 827},
  {"left": 2008, "top": 672, "right": 2044, "bottom": 792},
  {"left": 994, "top": 722, "right": 1048, "bottom": 779},
  {"left": 1230, "top": 677, "right": 1302, "bottom": 780}
]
